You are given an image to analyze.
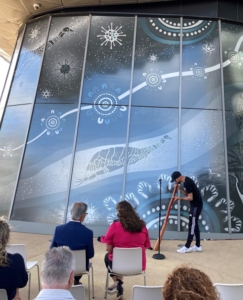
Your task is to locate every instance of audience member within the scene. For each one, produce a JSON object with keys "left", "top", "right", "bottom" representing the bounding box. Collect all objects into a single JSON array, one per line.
[
  {"left": 98, "top": 200, "right": 151, "bottom": 300},
  {"left": 162, "top": 264, "right": 221, "bottom": 300},
  {"left": 34, "top": 246, "right": 75, "bottom": 300},
  {"left": 50, "top": 202, "right": 94, "bottom": 285},
  {"left": 0, "top": 217, "right": 28, "bottom": 300}
]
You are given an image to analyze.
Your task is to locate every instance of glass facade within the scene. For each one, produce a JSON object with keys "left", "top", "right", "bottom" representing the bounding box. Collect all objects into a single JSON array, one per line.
[{"left": 1, "top": 14, "right": 243, "bottom": 235}]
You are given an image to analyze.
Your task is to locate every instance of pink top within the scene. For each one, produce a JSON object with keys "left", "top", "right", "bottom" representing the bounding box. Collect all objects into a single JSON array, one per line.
[{"left": 101, "top": 221, "right": 151, "bottom": 270}]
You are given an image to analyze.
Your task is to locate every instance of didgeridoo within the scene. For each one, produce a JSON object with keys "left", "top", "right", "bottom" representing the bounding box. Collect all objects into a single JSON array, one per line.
[{"left": 153, "top": 185, "right": 178, "bottom": 251}]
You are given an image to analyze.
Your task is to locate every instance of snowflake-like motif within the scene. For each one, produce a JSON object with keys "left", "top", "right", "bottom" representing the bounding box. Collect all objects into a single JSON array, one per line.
[
  {"left": 41, "top": 110, "right": 65, "bottom": 136},
  {"left": 83, "top": 204, "right": 100, "bottom": 225},
  {"left": 28, "top": 26, "right": 41, "bottom": 41},
  {"left": 97, "top": 23, "right": 126, "bottom": 49},
  {"left": 55, "top": 59, "right": 75, "bottom": 78},
  {"left": 202, "top": 43, "right": 215, "bottom": 55},
  {"left": 41, "top": 89, "right": 52, "bottom": 99},
  {"left": 148, "top": 53, "right": 158, "bottom": 63}
]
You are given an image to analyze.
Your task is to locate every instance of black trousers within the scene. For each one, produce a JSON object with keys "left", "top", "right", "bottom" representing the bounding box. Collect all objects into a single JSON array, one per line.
[
  {"left": 104, "top": 253, "right": 115, "bottom": 277},
  {"left": 185, "top": 205, "right": 202, "bottom": 248}
]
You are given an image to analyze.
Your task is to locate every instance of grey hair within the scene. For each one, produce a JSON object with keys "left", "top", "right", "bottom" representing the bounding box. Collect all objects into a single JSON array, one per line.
[
  {"left": 70, "top": 202, "right": 87, "bottom": 220},
  {"left": 41, "top": 246, "right": 75, "bottom": 287}
]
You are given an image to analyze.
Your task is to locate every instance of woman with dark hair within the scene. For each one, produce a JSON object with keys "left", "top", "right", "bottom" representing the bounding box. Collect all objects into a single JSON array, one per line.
[
  {"left": 162, "top": 264, "right": 221, "bottom": 300},
  {"left": 98, "top": 200, "right": 151, "bottom": 300},
  {"left": 0, "top": 217, "right": 28, "bottom": 300}
]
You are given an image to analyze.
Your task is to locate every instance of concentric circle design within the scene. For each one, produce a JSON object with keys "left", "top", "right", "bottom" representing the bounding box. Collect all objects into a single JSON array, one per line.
[
  {"left": 228, "top": 51, "right": 239, "bottom": 63},
  {"left": 4, "top": 144, "right": 13, "bottom": 157},
  {"left": 146, "top": 73, "right": 161, "bottom": 87},
  {"left": 193, "top": 66, "right": 205, "bottom": 77},
  {"left": 94, "top": 93, "right": 118, "bottom": 116},
  {"left": 141, "top": 18, "right": 215, "bottom": 45},
  {"left": 46, "top": 115, "right": 60, "bottom": 131}
]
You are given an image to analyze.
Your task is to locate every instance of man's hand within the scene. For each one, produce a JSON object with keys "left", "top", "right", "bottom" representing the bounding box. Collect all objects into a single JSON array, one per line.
[{"left": 173, "top": 196, "right": 181, "bottom": 202}]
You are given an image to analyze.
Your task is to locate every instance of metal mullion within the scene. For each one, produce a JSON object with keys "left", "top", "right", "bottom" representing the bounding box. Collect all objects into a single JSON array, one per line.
[
  {"left": 0, "top": 27, "right": 26, "bottom": 127},
  {"left": 177, "top": 16, "right": 183, "bottom": 233},
  {"left": 8, "top": 16, "right": 52, "bottom": 220},
  {"left": 218, "top": 19, "right": 232, "bottom": 234},
  {"left": 63, "top": 15, "right": 92, "bottom": 223},
  {"left": 121, "top": 15, "right": 137, "bottom": 199}
]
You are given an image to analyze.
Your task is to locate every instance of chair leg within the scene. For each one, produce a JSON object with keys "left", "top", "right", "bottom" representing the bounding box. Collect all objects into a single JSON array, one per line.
[
  {"left": 91, "top": 265, "right": 95, "bottom": 298},
  {"left": 36, "top": 264, "right": 40, "bottom": 291},
  {"left": 28, "top": 271, "right": 31, "bottom": 300},
  {"left": 104, "top": 270, "right": 109, "bottom": 299},
  {"left": 88, "top": 273, "right": 91, "bottom": 300},
  {"left": 144, "top": 272, "right": 146, "bottom": 286}
]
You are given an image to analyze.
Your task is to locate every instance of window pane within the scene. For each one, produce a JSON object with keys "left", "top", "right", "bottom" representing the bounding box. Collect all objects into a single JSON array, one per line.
[
  {"left": 82, "top": 16, "right": 135, "bottom": 106},
  {"left": 36, "top": 16, "right": 89, "bottom": 104},
  {"left": 125, "top": 107, "right": 178, "bottom": 232},
  {"left": 182, "top": 19, "right": 221, "bottom": 109},
  {"left": 69, "top": 104, "right": 128, "bottom": 226},
  {"left": 8, "top": 19, "right": 49, "bottom": 106},
  {"left": 0, "top": 105, "right": 32, "bottom": 215},
  {"left": 222, "top": 21, "right": 243, "bottom": 233},
  {"left": 132, "top": 17, "right": 180, "bottom": 107},
  {"left": 181, "top": 109, "right": 227, "bottom": 233},
  {"left": 11, "top": 104, "right": 78, "bottom": 223}
]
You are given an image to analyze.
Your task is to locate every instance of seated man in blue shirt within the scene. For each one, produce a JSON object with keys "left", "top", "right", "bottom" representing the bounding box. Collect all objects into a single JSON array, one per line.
[{"left": 50, "top": 202, "right": 94, "bottom": 285}]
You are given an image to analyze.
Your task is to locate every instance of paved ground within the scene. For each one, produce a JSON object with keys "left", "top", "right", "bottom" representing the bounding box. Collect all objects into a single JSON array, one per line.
[{"left": 10, "top": 232, "right": 243, "bottom": 300}]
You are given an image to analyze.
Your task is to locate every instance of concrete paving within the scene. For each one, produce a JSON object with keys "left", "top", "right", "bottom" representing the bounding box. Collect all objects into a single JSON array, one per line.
[{"left": 10, "top": 232, "right": 243, "bottom": 300}]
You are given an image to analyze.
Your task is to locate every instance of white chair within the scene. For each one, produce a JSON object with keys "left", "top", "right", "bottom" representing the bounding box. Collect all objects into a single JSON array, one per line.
[
  {"left": 6, "top": 244, "right": 40, "bottom": 300},
  {"left": 104, "top": 247, "right": 146, "bottom": 299},
  {"left": 214, "top": 283, "right": 243, "bottom": 300},
  {"left": 132, "top": 285, "right": 163, "bottom": 300},
  {"left": 70, "top": 284, "right": 85, "bottom": 300},
  {"left": 0, "top": 289, "right": 8, "bottom": 300},
  {"left": 72, "top": 250, "right": 94, "bottom": 300}
]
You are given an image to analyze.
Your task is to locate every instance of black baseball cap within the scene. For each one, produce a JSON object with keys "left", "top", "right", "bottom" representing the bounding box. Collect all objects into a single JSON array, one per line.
[{"left": 170, "top": 171, "right": 181, "bottom": 182}]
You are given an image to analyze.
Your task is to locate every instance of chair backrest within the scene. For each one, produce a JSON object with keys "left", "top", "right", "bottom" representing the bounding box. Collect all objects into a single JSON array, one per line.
[
  {"left": 6, "top": 244, "right": 27, "bottom": 267},
  {"left": 214, "top": 283, "right": 243, "bottom": 300},
  {"left": 0, "top": 289, "right": 8, "bottom": 300},
  {"left": 70, "top": 285, "right": 85, "bottom": 300},
  {"left": 132, "top": 285, "right": 163, "bottom": 300},
  {"left": 112, "top": 247, "right": 142, "bottom": 275},
  {"left": 72, "top": 250, "right": 86, "bottom": 275}
]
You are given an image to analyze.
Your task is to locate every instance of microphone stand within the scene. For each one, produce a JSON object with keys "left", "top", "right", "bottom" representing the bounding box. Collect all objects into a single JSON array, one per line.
[{"left": 153, "top": 178, "right": 165, "bottom": 260}]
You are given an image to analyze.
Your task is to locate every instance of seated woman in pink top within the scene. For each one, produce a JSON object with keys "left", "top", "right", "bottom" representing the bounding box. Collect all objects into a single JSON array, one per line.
[{"left": 98, "top": 200, "right": 151, "bottom": 299}]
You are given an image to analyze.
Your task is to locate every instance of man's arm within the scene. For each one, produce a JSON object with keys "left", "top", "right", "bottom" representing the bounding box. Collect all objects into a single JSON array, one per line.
[
  {"left": 177, "top": 185, "right": 188, "bottom": 196},
  {"left": 87, "top": 230, "right": 94, "bottom": 259},
  {"left": 174, "top": 192, "right": 193, "bottom": 202}
]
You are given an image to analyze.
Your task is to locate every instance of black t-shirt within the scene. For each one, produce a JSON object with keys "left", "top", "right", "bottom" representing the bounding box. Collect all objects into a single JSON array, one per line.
[{"left": 183, "top": 176, "right": 203, "bottom": 207}]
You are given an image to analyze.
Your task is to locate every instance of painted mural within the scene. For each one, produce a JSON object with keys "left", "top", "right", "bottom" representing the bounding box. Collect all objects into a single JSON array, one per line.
[{"left": 1, "top": 15, "right": 243, "bottom": 234}]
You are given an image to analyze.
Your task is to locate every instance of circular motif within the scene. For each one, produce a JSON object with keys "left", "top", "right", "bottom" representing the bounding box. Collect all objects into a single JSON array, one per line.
[
  {"left": 193, "top": 66, "right": 205, "bottom": 77},
  {"left": 228, "top": 51, "right": 239, "bottom": 63},
  {"left": 46, "top": 115, "right": 60, "bottom": 131},
  {"left": 146, "top": 73, "right": 161, "bottom": 87},
  {"left": 105, "top": 29, "right": 118, "bottom": 42},
  {"left": 141, "top": 18, "right": 215, "bottom": 45},
  {"left": 94, "top": 93, "right": 118, "bottom": 116},
  {"left": 3, "top": 143, "right": 13, "bottom": 157}
]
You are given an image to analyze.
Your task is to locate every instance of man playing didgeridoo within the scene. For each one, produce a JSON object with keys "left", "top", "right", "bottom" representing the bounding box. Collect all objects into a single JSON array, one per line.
[{"left": 171, "top": 171, "right": 203, "bottom": 253}]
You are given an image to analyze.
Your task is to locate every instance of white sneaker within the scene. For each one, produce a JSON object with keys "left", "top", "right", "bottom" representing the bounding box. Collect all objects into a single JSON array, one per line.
[
  {"left": 176, "top": 246, "right": 191, "bottom": 253},
  {"left": 190, "top": 245, "right": 202, "bottom": 252}
]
